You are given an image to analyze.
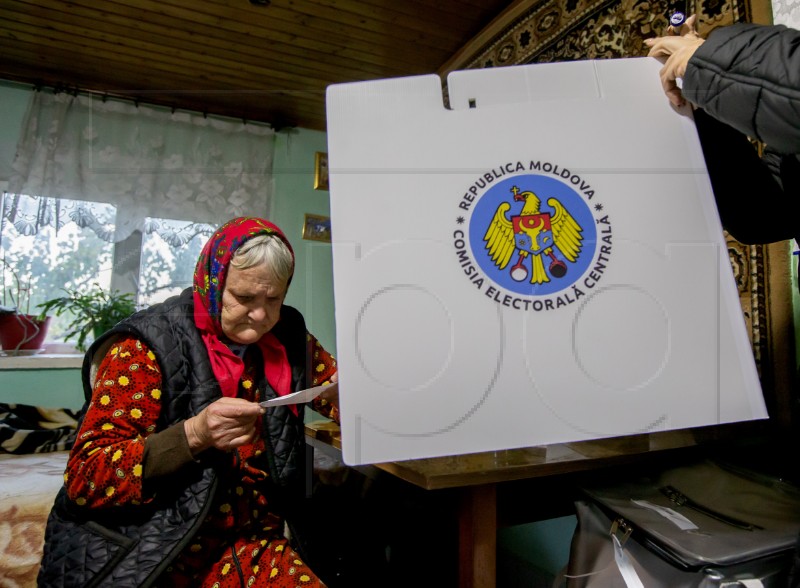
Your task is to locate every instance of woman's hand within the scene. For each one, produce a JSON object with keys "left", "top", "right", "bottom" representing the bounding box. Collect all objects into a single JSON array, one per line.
[
  {"left": 184, "top": 397, "right": 264, "bottom": 455},
  {"left": 314, "top": 372, "right": 341, "bottom": 424},
  {"left": 644, "top": 15, "right": 705, "bottom": 107},
  {"left": 319, "top": 381, "right": 339, "bottom": 408}
]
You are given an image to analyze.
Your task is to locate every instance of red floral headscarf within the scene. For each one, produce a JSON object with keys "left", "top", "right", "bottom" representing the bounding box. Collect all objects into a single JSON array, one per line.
[{"left": 193, "top": 217, "right": 296, "bottom": 400}]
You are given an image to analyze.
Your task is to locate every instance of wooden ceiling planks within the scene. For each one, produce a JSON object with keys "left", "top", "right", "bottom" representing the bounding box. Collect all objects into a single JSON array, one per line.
[{"left": 0, "top": 0, "right": 516, "bottom": 130}]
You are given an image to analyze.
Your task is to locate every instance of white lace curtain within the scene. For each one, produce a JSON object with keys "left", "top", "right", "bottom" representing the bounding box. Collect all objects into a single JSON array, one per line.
[{"left": 4, "top": 90, "right": 276, "bottom": 242}]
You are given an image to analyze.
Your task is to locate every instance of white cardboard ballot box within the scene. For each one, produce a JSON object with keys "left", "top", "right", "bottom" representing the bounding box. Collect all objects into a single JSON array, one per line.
[{"left": 325, "top": 57, "right": 766, "bottom": 466}]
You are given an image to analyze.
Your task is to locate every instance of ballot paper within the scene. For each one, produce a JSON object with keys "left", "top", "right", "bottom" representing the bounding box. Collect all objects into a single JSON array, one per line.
[
  {"left": 259, "top": 382, "right": 336, "bottom": 407},
  {"left": 326, "top": 57, "right": 767, "bottom": 465}
]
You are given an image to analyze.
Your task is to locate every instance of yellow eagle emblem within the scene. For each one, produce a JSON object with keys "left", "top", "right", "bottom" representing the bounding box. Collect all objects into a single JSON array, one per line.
[{"left": 483, "top": 186, "right": 584, "bottom": 284}]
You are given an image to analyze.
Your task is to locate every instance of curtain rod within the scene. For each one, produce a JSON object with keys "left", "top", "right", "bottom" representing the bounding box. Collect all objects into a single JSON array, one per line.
[{"left": 29, "top": 81, "right": 276, "bottom": 130}]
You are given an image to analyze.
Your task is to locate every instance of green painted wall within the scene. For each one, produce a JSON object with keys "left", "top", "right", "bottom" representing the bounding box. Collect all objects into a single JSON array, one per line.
[
  {"left": 0, "top": 368, "right": 84, "bottom": 410},
  {"left": 499, "top": 516, "right": 576, "bottom": 581},
  {"left": 271, "top": 130, "right": 336, "bottom": 354}
]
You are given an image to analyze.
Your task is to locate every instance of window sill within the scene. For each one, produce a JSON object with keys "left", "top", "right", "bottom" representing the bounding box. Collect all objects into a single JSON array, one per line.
[{"left": 0, "top": 353, "right": 83, "bottom": 370}]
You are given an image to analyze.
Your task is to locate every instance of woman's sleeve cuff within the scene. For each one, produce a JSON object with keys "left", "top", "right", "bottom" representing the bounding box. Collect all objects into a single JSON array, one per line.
[{"left": 142, "top": 421, "right": 197, "bottom": 480}]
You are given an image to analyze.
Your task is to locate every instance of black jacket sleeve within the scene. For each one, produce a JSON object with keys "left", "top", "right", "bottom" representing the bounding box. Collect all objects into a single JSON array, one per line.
[
  {"left": 682, "top": 23, "right": 800, "bottom": 154},
  {"left": 693, "top": 108, "right": 800, "bottom": 244}
]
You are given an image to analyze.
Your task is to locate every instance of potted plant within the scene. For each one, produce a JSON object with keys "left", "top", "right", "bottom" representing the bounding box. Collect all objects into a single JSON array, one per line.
[
  {"left": 0, "top": 259, "right": 51, "bottom": 355},
  {"left": 37, "top": 285, "right": 137, "bottom": 352}
]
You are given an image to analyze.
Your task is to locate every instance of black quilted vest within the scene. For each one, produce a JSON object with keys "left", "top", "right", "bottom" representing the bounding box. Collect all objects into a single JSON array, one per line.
[{"left": 38, "top": 289, "right": 311, "bottom": 588}]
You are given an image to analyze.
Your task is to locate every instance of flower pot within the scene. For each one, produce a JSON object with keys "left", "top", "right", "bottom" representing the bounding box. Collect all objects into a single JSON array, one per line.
[{"left": 0, "top": 314, "right": 51, "bottom": 355}]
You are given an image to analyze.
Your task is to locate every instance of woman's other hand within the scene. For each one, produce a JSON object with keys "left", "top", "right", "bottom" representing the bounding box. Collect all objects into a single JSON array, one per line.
[
  {"left": 644, "top": 15, "right": 704, "bottom": 107},
  {"left": 185, "top": 397, "right": 265, "bottom": 455},
  {"left": 319, "top": 378, "right": 339, "bottom": 408},
  {"left": 313, "top": 372, "right": 341, "bottom": 424}
]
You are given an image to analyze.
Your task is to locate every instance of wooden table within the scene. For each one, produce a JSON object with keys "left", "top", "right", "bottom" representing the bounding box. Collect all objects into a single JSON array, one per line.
[{"left": 304, "top": 420, "right": 768, "bottom": 588}]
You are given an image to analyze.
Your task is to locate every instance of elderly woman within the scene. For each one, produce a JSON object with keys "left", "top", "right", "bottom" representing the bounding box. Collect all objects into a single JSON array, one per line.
[{"left": 38, "top": 217, "right": 339, "bottom": 587}]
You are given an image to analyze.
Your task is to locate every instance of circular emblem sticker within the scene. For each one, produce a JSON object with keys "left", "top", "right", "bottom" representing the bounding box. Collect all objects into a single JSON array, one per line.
[{"left": 453, "top": 161, "right": 612, "bottom": 311}]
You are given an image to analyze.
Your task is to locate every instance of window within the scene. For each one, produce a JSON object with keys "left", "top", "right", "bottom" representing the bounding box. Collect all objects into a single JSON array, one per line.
[
  {"left": 138, "top": 217, "right": 216, "bottom": 306},
  {"left": 1, "top": 193, "right": 217, "bottom": 348}
]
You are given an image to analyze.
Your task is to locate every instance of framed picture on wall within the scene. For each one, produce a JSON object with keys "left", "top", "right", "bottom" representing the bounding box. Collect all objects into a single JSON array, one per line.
[
  {"left": 302, "top": 213, "right": 331, "bottom": 242},
  {"left": 314, "top": 151, "right": 329, "bottom": 191}
]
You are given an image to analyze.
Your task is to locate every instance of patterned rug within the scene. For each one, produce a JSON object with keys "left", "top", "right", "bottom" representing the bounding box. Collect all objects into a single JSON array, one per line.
[
  {"left": 445, "top": 0, "right": 794, "bottom": 424},
  {"left": 458, "top": 0, "right": 763, "bottom": 69}
]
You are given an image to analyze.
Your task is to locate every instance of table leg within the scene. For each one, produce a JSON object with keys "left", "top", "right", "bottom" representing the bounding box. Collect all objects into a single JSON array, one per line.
[
  {"left": 458, "top": 484, "right": 497, "bottom": 588},
  {"left": 305, "top": 441, "right": 314, "bottom": 498}
]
